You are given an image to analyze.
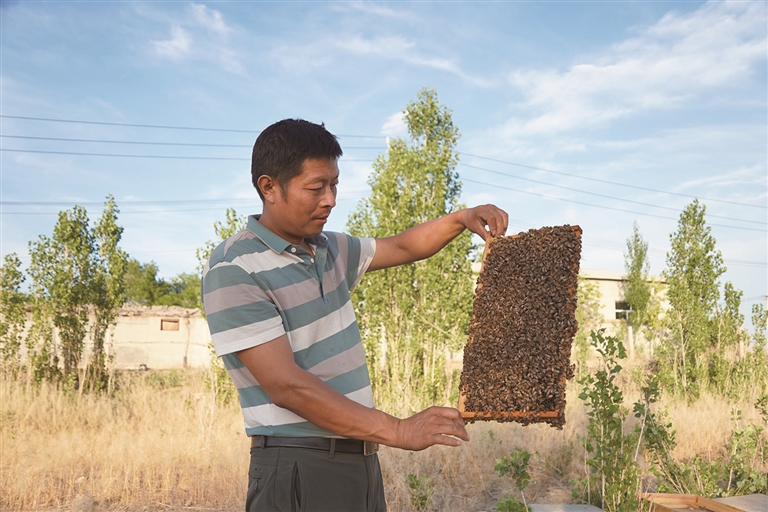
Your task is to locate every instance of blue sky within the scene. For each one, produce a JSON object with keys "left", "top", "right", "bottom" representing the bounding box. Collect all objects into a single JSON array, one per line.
[{"left": 1, "top": 1, "right": 766, "bottom": 322}]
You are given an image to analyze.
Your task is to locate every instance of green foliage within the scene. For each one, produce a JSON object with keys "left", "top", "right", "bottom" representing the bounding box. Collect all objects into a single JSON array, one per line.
[
  {"left": 197, "top": 208, "right": 247, "bottom": 404},
  {"left": 144, "top": 369, "right": 187, "bottom": 390},
  {"left": 125, "top": 258, "right": 202, "bottom": 309},
  {"left": 156, "top": 272, "right": 201, "bottom": 309},
  {"left": 203, "top": 341, "right": 238, "bottom": 405},
  {"left": 26, "top": 195, "right": 128, "bottom": 391},
  {"left": 623, "top": 222, "right": 661, "bottom": 360},
  {"left": 405, "top": 473, "right": 433, "bottom": 512},
  {"left": 196, "top": 208, "right": 247, "bottom": 275},
  {"left": 660, "top": 199, "right": 725, "bottom": 397},
  {"left": 575, "top": 329, "right": 642, "bottom": 512},
  {"left": 87, "top": 196, "right": 128, "bottom": 392},
  {"left": 347, "top": 88, "right": 475, "bottom": 411},
  {"left": 653, "top": 201, "right": 764, "bottom": 400},
  {"left": 752, "top": 304, "right": 767, "bottom": 349},
  {"left": 123, "top": 259, "right": 165, "bottom": 305},
  {"left": 624, "top": 221, "right": 651, "bottom": 329},
  {"left": 574, "top": 277, "right": 602, "bottom": 378},
  {"left": 494, "top": 450, "right": 531, "bottom": 512},
  {"left": 0, "top": 254, "right": 27, "bottom": 377},
  {"left": 644, "top": 404, "right": 768, "bottom": 497}
]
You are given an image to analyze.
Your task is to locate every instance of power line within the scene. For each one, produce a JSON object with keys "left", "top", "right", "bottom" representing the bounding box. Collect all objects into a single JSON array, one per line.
[
  {"left": 4, "top": 117, "right": 765, "bottom": 230},
  {"left": 462, "top": 153, "right": 767, "bottom": 210},
  {"left": 5, "top": 148, "right": 765, "bottom": 231},
  {"left": 0, "top": 134, "right": 386, "bottom": 150},
  {"left": 0, "top": 206, "right": 256, "bottom": 215},
  {"left": 2, "top": 148, "right": 247, "bottom": 161},
  {"left": 0, "top": 115, "right": 386, "bottom": 139},
  {"left": 4, "top": 115, "right": 764, "bottom": 211},
  {"left": 2, "top": 198, "right": 241, "bottom": 206},
  {"left": 461, "top": 177, "right": 767, "bottom": 233},
  {"left": 1, "top": 148, "right": 374, "bottom": 162},
  {"left": 460, "top": 163, "right": 766, "bottom": 226}
]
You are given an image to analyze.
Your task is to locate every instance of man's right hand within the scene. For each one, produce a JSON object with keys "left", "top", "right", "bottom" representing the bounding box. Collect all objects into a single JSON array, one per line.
[{"left": 394, "top": 406, "right": 470, "bottom": 451}]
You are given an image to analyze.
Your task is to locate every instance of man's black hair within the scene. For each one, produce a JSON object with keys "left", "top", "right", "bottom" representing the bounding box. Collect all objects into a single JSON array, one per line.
[{"left": 251, "top": 119, "right": 343, "bottom": 200}]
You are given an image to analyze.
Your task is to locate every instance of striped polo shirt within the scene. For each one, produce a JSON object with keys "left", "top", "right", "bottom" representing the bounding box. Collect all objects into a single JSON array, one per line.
[{"left": 201, "top": 215, "right": 377, "bottom": 437}]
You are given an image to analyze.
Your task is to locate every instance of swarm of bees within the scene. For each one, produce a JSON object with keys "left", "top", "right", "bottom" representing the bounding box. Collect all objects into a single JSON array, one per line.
[{"left": 458, "top": 225, "right": 582, "bottom": 429}]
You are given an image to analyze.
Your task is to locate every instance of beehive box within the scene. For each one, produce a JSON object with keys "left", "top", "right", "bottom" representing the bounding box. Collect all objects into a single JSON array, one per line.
[
  {"left": 641, "top": 493, "right": 749, "bottom": 512},
  {"left": 458, "top": 225, "right": 582, "bottom": 428}
]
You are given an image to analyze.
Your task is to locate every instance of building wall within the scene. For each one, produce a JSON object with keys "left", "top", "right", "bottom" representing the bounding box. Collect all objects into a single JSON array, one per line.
[
  {"left": 109, "top": 306, "right": 211, "bottom": 370},
  {"left": 17, "top": 305, "right": 213, "bottom": 371}
]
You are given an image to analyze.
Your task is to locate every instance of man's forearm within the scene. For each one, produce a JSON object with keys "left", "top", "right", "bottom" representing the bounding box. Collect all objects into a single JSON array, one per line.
[
  {"left": 237, "top": 340, "right": 402, "bottom": 445},
  {"left": 369, "top": 211, "right": 466, "bottom": 271},
  {"left": 237, "top": 338, "right": 468, "bottom": 451},
  {"left": 369, "top": 205, "right": 508, "bottom": 271},
  {"left": 387, "top": 211, "right": 466, "bottom": 262},
  {"left": 272, "top": 364, "right": 402, "bottom": 444}
]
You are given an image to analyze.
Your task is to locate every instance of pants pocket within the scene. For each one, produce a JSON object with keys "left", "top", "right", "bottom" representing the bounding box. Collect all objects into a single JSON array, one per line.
[{"left": 291, "top": 462, "right": 302, "bottom": 512}]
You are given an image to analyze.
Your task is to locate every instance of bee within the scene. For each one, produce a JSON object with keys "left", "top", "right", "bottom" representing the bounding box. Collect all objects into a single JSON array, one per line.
[{"left": 459, "top": 225, "right": 582, "bottom": 429}]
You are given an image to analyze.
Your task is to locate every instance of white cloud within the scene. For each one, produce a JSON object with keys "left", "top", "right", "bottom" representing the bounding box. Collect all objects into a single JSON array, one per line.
[
  {"left": 380, "top": 111, "right": 407, "bottom": 138},
  {"left": 676, "top": 164, "right": 767, "bottom": 193},
  {"left": 191, "top": 3, "right": 230, "bottom": 35},
  {"left": 149, "top": 4, "right": 243, "bottom": 74},
  {"left": 270, "top": 33, "right": 491, "bottom": 86},
  {"left": 343, "top": 2, "right": 415, "bottom": 21},
  {"left": 336, "top": 35, "right": 492, "bottom": 86},
  {"left": 152, "top": 26, "right": 192, "bottom": 60},
  {"left": 502, "top": 1, "right": 766, "bottom": 137}
]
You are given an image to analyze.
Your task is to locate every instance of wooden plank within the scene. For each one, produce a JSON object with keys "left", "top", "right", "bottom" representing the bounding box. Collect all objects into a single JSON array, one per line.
[{"left": 641, "top": 493, "right": 747, "bottom": 512}]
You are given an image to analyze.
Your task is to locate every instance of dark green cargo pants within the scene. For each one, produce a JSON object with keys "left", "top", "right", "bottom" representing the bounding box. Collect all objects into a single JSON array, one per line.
[{"left": 246, "top": 445, "right": 387, "bottom": 512}]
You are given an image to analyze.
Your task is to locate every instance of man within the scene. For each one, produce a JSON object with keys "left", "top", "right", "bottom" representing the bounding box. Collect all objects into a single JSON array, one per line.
[{"left": 202, "top": 119, "right": 508, "bottom": 511}]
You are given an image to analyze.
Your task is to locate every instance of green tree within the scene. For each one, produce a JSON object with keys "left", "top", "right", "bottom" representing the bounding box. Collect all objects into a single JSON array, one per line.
[
  {"left": 28, "top": 205, "right": 95, "bottom": 381},
  {"left": 26, "top": 196, "right": 127, "bottom": 390},
  {"left": 157, "top": 272, "right": 201, "bottom": 309},
  {"left": 623, "top": 222, "right": 651, "bottom": 359},
  {"left": 125, "top": 259, "right": 202, "bottom": 309},
  {"left": 87, "top": 197, "right": 128, "bottom": 392},
  {"left": 575, "top": 330, "right": 643, "bottom": 512},
  {"left": 347, "top": 88, "right": 475, "bottom": 411},
  {"left": 0, "top": 253, "right": 27, "bottom": 377},
  {"left": 124, "top": 259, "right": 166, "bottom": 305},
  {"left": 661, "top": 199, "right": 725, "bottom": 396},
  {"left": 574, "top": 276, "right": 603, "bottom": 377},
  {"left": 196, "top": 208, "right": 248, "bottom": 274}
]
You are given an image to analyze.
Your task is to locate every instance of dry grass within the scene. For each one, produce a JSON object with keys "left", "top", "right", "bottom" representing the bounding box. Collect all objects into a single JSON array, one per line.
[
  {"left": 0, "top": 369, "right": 763, "bottom": 511},
  {"left": 1, "top": 370, "right": 248, "bottom": 511}
]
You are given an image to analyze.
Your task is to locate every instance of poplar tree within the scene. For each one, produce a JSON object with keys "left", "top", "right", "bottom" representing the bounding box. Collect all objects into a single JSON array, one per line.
[
  {"left": 0, "top": 253, "right": 27, "bottom": 377},
  {"left": 27, "top": 195, "right": 127, "bottom": 390},
  {"left": 623, "top": 222, "right": 651, "bottom": 358},
  {"left": 661, "top": 199, "right": 725, "bottom": 396},
  {"left": 347, "top": 88, "right": 475, "bottom": 411}
]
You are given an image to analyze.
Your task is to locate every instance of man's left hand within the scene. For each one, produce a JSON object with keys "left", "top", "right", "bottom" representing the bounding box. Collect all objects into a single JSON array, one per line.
[{"left": 458, "top": 204, "right": 509, "bottom": 241}]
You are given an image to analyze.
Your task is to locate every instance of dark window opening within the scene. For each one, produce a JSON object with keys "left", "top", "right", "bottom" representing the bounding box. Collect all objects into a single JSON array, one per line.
[{"left": 615, "top": 301, "right": 631, "bottom": 320}]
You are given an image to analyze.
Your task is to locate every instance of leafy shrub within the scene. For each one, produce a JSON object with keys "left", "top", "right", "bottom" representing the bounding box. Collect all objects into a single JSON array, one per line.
[{"left": 494, "top": 449, "right": 531, "bottom": 512}]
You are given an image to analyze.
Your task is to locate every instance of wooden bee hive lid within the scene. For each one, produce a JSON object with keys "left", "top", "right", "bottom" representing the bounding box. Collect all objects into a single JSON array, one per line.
[
  {"left": 458, "top": 225, "right": 582, "bottom": 428},
  {"left": 641, "top": 493, "right": 749, "bottom": 512}
]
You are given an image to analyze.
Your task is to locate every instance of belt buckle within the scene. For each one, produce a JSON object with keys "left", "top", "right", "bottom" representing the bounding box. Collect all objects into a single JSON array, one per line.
[{"left": 363, "top": 441, "right": 379, "bottom": 456}]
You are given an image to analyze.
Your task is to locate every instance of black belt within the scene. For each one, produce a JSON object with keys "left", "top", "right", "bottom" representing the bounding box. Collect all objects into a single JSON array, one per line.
[{"left": 250, "top": 435, "right": 379, "bottom": 456}]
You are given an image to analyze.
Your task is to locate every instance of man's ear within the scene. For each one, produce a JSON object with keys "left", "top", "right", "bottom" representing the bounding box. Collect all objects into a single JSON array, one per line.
[{"left": 257, "top": 175, "right": 279, "bottom": 204}]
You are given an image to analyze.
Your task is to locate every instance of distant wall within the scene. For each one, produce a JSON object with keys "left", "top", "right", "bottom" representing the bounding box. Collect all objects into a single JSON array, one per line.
[
  {"left": 18, "top": 305, "right": 213, "bottom": 371},
  {"left": 109, "top": 306, "right": 212, "bottom": 370}
]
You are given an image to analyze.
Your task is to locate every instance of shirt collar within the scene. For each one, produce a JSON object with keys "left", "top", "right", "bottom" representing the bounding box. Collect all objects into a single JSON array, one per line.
[{"left": 247, "top": 214, "right": 328, "bottom": 254}]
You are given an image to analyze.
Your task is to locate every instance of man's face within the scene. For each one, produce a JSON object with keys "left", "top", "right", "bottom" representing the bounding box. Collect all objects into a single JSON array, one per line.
[{"left": 269, "top": 158, "right": 339, "bottom": 242}]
